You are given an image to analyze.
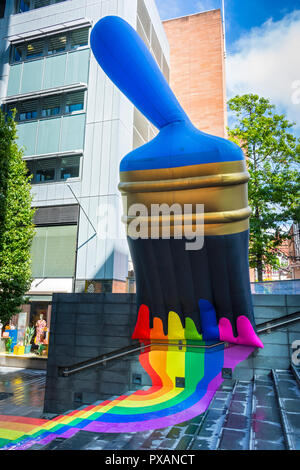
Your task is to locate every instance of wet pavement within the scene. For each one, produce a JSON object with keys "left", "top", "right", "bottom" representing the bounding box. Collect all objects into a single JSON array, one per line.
[
  {"left": 0, "top": 367, "right": 46, "bottom": 418},
  {"left": 0, "top": 367, "right": 299, "bottom": 450}
]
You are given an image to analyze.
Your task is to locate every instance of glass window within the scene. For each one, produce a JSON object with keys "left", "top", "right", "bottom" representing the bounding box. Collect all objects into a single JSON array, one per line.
[
  {"left": 9, "top": 90, "right": 85, "bottom": 121},
  {"left": 26, "top": 39, "right": 44, "bottom": 58},
  {"left": 18, "top": 100, "right": 38, "bottom": 121},
  {"left": 48, "top": 34, "right": 67, "bottom": 55},
  {"left": 7, "top": 104, "right": 17, "bottom": 119},
  {"left": 26, "top": 160, "right": 35, "bottom": 178},
  {"left": 59, "top": 156, "right": 80, "bottom": 179},
  {"left": 13, "top": 44, "right": 23, "bottom": 62},
  {"left": 26, "top": 155, "right": 81, "bottom": 184},
  {"left": 17, "top": 0, "right": 30, "bottom": 12},
  {"left": 65, "top": 91, "right": 84, "bottom": 114},
  {"left": 31, "top": 225, "right": 77, "bottom": 277},
  {"left": 33, "top": 0, "right": 51, "bottom": 8},
  {"left": 0, "top": 1, "right": 5, "bottom": 18},
  {"left": 70, "top": 28, "right": 89, "bottom": 49},
  {"left": 10, "top": 26, "right": 90, "bottom": 63},
  {"left": 41, "top": 95, "right": 61, "bottom": 117},
  {"left": 35, "top": 158, "right": 56, "bottom": 182}
]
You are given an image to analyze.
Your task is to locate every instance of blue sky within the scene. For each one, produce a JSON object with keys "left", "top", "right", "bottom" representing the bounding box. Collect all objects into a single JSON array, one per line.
[
  {"left": 155, "top": 0, "right": 300, "bottom": 134},
  {"left": 155, "top": 0, "right": 300, "bottom": 51}
]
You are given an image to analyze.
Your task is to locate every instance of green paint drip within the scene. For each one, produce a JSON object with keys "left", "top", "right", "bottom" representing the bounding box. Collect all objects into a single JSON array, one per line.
[{"left": 185, "top": 317, "right": 203, "bottom": 340}]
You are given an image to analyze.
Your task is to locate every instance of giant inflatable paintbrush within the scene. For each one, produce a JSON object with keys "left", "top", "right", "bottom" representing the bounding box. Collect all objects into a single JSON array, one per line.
[{"left": 91, "top": 16, "right": 263, "bottom": 349}]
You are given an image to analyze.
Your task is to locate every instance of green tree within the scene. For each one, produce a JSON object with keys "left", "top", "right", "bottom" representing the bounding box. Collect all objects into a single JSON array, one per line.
[
  {"left": 227, "top": 94, "right": 300, "bottom": 281},
  {"left": 0, "top": 110, "right": 35, "bottom": 325}
]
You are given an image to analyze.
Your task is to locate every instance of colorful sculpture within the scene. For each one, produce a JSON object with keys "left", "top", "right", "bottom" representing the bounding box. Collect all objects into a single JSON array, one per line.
[
  {"left": 0, "top": 18, "right": 267, "bottom": 450},
  {"left": 91, "top": 16, "right": 263, "bottom": 349}
]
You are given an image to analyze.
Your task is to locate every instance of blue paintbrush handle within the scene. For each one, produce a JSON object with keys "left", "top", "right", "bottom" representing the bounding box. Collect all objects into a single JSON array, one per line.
[{"left": 90, "top": 16, "right": 189, "bottom": 129}]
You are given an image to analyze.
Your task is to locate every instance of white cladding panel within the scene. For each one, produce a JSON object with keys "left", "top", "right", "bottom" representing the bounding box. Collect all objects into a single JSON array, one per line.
[{"left": 0, "top": 0, "right": 169, "bottom": 284}]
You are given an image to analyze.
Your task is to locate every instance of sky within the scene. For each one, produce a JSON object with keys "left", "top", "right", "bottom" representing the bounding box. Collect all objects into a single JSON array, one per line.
[{"left": 155, "top": 0, "right": 300, "bottom": 134}]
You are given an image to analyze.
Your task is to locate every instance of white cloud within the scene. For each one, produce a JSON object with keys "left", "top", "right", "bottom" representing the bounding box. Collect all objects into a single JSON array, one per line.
[{"left": 226, "top": 10, "right": 300, "bottom": 131}]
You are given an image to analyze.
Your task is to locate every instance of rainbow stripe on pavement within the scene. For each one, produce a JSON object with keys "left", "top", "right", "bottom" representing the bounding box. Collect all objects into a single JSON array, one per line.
[{"left": 0, "top": 312, "right": 254, "bottom": 450}]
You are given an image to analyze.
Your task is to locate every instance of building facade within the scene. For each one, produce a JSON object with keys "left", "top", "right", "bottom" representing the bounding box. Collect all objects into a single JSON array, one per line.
[
  {"left": 0, "top": 0, "right": 169, "bottom": 322},
  {"left": 163, "top": 9, "right": 227, "bottom": 138}
]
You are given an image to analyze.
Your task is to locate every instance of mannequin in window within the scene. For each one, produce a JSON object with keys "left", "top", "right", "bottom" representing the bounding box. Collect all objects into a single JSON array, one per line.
[{"left": 35, "top": 314, "right": 46, "bottom": 345}]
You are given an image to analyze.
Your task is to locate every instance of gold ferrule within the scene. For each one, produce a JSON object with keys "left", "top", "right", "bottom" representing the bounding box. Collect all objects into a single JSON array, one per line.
[{"left": 119, "top": 160, "right": 251, "bottom": 236}]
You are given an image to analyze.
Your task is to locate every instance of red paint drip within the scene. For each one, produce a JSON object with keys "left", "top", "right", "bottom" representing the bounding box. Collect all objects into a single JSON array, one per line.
[{"left": 132, "top": 304, "right": 151, "bottom": 340}]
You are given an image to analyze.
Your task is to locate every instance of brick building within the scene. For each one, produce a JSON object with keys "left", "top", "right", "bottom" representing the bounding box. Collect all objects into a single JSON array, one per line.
[{"left": 163, "top": 9, "right": 227, "bottom": 138}]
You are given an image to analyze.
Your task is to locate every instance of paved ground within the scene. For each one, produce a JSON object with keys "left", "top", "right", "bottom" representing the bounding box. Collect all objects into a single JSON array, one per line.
[{"left": 0, "top": 367, "right": 46, "bottom": 418}]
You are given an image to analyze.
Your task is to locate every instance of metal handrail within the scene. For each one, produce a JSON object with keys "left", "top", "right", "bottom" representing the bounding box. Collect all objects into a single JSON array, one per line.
[
  {"left": 58, "top": 339, "right": 225, "bottom": 377},
  {"left": 257, "top": 311, "right": 300, "bottom": 334},
  {"left": 58, "top": 311, "right": 300, "bottom": 378}
]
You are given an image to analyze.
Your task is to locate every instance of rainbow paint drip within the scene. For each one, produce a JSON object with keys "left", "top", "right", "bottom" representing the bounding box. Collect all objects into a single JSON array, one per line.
[{"left": 0, "top": 312, "right": 254, "bottom": 450}]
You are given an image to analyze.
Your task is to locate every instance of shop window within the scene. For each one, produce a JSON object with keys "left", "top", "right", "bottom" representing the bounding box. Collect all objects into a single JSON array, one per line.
[
  {"left": 31, "top": 225, "right": 77, "bottom": 277},
  {"left": 29, "top": 302, "right": 51, "bottom": 357}
]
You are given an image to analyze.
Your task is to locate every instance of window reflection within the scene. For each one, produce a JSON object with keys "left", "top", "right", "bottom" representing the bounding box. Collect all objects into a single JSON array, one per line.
[
  {"left": 26, "top": 155, "right": 80, "bottom": 183},
  {"left": 35, "top": 159, "right": 56, "bottom": 182},
  {"left": 60, "top": 156, "right": 80, "bottom": 179}
]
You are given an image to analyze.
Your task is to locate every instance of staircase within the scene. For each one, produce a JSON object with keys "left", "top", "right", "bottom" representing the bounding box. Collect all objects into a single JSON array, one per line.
[{"left": 1, "top": 368, "right": 299, "bottom": 451}]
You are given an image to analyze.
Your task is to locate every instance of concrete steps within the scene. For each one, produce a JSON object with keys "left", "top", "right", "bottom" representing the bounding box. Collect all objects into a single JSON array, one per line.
[
  {"left": 272, "top": 369, "right": 300, "bottom": 449},
  {"left": 6, "top": 369, "right": 300, "bottom": 451},
  {"left": 250, "top": 373, "right": 286, "bottom": 450}
]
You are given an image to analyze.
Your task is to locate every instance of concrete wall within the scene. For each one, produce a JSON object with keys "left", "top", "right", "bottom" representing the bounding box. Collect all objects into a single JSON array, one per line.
[
  {"left": 44, "top": 293, "right": 300, "bottom": 414},
  {"left": 234, "top": 294, "right": 300, "bottom": 380},
  {"left": 44, "top": 292, "right": 142, "bottom": 414}
]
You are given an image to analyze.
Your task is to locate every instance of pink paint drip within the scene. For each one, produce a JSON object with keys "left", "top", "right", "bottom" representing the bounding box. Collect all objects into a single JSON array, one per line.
[{"left": 219, "top": 316, "right": 264, "bottom": 348}]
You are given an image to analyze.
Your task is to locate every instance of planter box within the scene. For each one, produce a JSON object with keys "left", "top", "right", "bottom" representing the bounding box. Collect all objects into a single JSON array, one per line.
[{"left": 13, "top": 345, "right": 25, "bottom": 355}]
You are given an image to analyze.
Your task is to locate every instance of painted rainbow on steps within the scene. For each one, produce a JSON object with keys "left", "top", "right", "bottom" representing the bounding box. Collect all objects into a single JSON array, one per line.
[{"left": 0, "top": 312, "right": 254, "bottom": 450}]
